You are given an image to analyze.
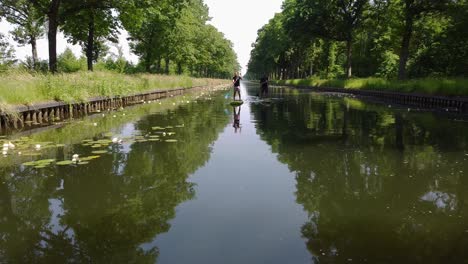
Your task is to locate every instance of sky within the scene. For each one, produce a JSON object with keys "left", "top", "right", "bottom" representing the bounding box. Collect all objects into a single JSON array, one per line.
[{"left": 0, "top": 0, "right": 284, "bottom": 73}]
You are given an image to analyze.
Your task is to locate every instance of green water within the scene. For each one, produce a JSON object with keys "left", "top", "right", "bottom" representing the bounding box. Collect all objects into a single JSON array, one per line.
[{"left": 1, "top": 82, "right": 468, "bottom": 263}]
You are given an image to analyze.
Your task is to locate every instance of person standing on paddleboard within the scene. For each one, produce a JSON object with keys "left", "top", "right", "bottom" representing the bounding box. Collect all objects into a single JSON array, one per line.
[
  {"left": 260, "top": 74, "right": 269, "bottom": 97},
  {"left": 232, "top": 72, "right": 242, "bottom": 101}
]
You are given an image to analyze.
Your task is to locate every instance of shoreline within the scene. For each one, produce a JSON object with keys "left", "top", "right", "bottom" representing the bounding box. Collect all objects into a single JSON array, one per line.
[
  {"left": 270, "top": 83, "right": 468, "bottom": 114},
  {"left": 0, "top": 83, "right": 229, "bottom": 133}
]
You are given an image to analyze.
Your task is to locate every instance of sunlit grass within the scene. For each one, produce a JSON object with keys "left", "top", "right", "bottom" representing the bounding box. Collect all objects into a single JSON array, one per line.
[
  {"left": 0, "top": 70, "right": 226, "bottom": 108},
  {"left": 273, "top": 77, "right": 468, "bottom": 96}
]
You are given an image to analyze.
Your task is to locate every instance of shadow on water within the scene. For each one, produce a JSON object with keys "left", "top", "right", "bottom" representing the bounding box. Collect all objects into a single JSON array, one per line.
[
  {"left": 247, "top": 83, "right": 468, "bottom": 263},
  {"left": 0, "top": 93, "right": 230, "bottom": 263}
]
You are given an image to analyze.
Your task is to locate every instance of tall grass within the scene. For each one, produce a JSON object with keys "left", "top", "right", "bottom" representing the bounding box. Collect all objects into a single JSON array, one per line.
[
  {"left": 273, "top": 77, "right": 468, "bottom": 96},
  {"left": 0, "top": 70, "right": 226, "bottom": 107}
]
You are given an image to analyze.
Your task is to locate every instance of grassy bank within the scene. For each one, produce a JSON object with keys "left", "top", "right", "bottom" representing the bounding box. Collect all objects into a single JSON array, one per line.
[
  {"left": 0, "top": 71, "right": 226, "bottom": 110},
  {"left": 273, "top": 77, "right": 468, "bottom": 97}
]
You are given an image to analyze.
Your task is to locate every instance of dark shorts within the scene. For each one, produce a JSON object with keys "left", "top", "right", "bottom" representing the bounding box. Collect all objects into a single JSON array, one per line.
[
  {"left": 234, "top": 86, "right": 240, "bottom": 92},
  {"left": 261, "top": 86, "right": 268, "bottom": 93}
]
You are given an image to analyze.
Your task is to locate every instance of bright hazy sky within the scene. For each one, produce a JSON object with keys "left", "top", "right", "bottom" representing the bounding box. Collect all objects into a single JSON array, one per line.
[{"left": 0, "top": 0, "right": 284, "bottom": 72}]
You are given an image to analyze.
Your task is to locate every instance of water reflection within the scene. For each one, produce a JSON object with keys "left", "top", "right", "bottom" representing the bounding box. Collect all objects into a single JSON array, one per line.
[
  {"left": 250, "top": 88, "right": 468, "bottom": 263},
  {"left": 233, "top": 106, "right": 241, "bottom": 133},
  {"left": 0, "top": 94, "right": 229, "bottom": 263}
]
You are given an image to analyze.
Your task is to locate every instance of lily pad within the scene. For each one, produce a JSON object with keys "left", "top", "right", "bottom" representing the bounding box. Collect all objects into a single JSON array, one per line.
[
  {"left": 91, "top": 144, "right": 102, "bottom": 148},
  {"left": 56, "top": 160, "right": 74, "bottom": 166},
  {"left": 152, "top": 126, "right": 165, "bottom": 130},
  {"left": 78, "top": 161, "right": 90, "bottom": 165},
  {"left": 37, "top": 159, "right": 55, "bottom": 164},
  {"left": 165, "top": 139, "right": 178, "bottom": 143},
  {"left": 92, "top": 150, "right": 108, "bottom": 154},
  {"left": 22, "top": 161, "right": 37, "bottom": 166}
]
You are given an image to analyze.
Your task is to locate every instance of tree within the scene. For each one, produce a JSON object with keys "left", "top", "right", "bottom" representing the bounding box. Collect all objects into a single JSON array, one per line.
[
  {"left": 0, "top": 33, "right": 16, "bottom": 70},
  {"left": 283, "top": 0, "right": 368, "bottom": 78},
  {"left": 28, "top": 0, "right": 62, "bottom": 73},
  {"left": 61, "top": 0, "right": 119, "bottom": 71},
  {"left": 396, "top": 0, "right": 450, "bottom": 80},
  {"left": 0, "top": 0, "right": 45, "bottom": 69}
]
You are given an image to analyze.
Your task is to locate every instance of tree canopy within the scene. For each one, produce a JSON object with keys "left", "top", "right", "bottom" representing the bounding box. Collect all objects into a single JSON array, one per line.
[
  {"left": 0, "top": 0, "right": 239, "bottom": 76},
  {"left": 246, "top": 0, "right": 468, "bottom": 80}
]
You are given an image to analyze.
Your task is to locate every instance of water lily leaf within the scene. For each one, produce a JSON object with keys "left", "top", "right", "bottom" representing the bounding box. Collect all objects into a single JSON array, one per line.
[
  {"left": 22, "top": 161, "right": 37, "bottom": 166},
  {"left": 165, "top": 139, "right": 178, "bottom": 143},
  {"left": 92, "top": 150, "right": 108, "bottom": 154},
  {"left": 104, "top": 132, "right": 113, "bottom": 137},
  {"left": 56, "top": 144, "right": 65, "bottom": 147},
  {"left": 37, "top": 159, "right": 55, "bottom": 164},
  {"left": 91, "top": 144, "right": 102, "bottom": 148},
  {"left": 56, "top": 160, "right": 74, "bottom": 166},
  {"left": 34, "top": 165, "right": 47, "bottom": 169},
  {"left": 78, "top": 161, "right": 89, "bottom": 165},
  {"left": 152, "top": 126, "right": 165, "bottom": 130}
]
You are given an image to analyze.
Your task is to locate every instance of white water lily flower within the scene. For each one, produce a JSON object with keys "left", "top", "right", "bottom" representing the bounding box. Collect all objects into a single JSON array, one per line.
[
  {"left": 112, "top": 137, "right": 119, "bottom": 143},
  {"left": 2, "top": 146, "right": 8, "bottom": 151},
  {"left": 35, "top": 144, "right": 41, "bottom": 150},
  {"left": 8, "top": 142, "right": 14, "bottom": 149},
  {"left": 2, "top": 151, "right": 7, "bottom": 156},
  {"left": 3, "top": 143, "right": 8, "bottom": 148}
]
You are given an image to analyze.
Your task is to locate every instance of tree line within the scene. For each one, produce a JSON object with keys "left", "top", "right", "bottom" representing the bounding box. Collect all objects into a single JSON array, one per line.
[
  {"left": 0, "top": 0, "right": 240, "bottom": 78},
  {"left": 246, "top": 0, "right": 468, "bottom": 80}
]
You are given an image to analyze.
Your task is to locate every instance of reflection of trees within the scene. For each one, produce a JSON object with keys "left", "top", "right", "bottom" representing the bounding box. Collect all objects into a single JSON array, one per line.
[
  {"left": 252, "top": 93, "right": 468, "bottom": 262},
  {"left": 0, "top": 95, "right": 229, "bottom": 263}
]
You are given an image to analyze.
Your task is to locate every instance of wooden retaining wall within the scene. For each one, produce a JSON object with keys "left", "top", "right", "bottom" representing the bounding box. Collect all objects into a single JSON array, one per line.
[
  {"left": 274, "top": 84, "right": 468, "bottom": 113},
  {"left": 0, "top": 84, "right": 227, "bottom": 133}
]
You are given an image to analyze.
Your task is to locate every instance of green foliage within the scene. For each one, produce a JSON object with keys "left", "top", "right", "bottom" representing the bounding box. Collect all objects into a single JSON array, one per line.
[
  {"left": 57, "top": 48, "right": 86, "bottom": 73},
  {"left": 0, "top": 70, "right": 227, "bottom": 108},
  {"left": 247, "top": 0, "right": 468, "bottom": 81},
  {"left": 123, "top": 0, "right": 239, "bottom": 78},
  {"left": 0, "top": 33, "right": 16, "bottom": 71},
  {"left": 274, "top": 77, "right": 468, "bottom": 96},
  {"left": 0, "top": 0, "right": 44, "bottom": 69}
]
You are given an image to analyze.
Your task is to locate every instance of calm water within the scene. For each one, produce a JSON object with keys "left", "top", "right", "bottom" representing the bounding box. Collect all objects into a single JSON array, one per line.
[{"left": 1, "top": 82, "right": 468, "bottom": 263}]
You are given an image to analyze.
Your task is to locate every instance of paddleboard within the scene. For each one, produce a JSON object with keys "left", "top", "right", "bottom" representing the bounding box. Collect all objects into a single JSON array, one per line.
[{"left": 230, "top": 100, "right": 244, "bottom": 106}]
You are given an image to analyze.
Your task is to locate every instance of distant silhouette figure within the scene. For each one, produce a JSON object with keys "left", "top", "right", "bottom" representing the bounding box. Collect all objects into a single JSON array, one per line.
[
  {"left": 260, "top": 74, "right": 269, "bottom": 97},
  {"left": 232, "top": 72, "right": 242, "bottom": 101},
  {"left": 233, "top": 106, "right": 241, "bottom": 133}
]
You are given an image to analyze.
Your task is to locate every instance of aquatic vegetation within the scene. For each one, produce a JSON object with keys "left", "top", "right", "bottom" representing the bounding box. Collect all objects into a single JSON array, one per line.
[{"left": 0, "top": 89, "right": 224, "bottom": 169}]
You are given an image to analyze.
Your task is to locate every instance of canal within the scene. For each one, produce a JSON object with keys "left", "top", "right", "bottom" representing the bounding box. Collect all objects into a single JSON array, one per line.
[{"left": 1, "top": 81, "right": 468, "bottom": 263}]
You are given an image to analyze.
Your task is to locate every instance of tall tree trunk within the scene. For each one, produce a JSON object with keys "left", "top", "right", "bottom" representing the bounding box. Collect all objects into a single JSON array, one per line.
[
  {"left": 30, "top": 36, "right": 38, "bottom": 70},
  {"left": 177, "top": 62, "right": 182, "bottom": 75},
  {"left": 309, "top": 61, "right": 313, "bottom": 77},
  {"left": 156, "top": 57, "right": 161, "bottom": 73},
  {"left": 47, "top": 0, "right": 60, "bottom": 73},
  {"left": 86, "top": 11, "right": 95, "bottom": 71},
  {"left": 165, "top": 58, "right": 170, "bottom": 74},
  {"left": 345, "top": 38, "right": 353, "bottom": 78},
  {"left": 398, "top": 8, "right": 414, "bottom": 80}
]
